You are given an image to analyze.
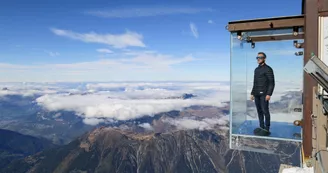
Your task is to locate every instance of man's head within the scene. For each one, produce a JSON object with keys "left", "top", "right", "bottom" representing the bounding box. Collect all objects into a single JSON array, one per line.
[{"left": 256, "top": 52, "right": 266, "bottom": 64}]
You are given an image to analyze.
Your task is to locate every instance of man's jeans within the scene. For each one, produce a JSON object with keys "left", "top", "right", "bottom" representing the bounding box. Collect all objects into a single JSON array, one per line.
[{"left": 254, "top": 95, "right": 270, "bottom": 130}]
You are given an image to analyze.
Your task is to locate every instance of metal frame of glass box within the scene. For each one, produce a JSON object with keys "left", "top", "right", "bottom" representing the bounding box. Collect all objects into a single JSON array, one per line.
[{"left": 227, "top": 16, "right": 305, "bottom": 156}]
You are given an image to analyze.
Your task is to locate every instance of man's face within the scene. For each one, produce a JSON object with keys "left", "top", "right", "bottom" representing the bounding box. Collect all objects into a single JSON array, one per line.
[{"left": 256, "top": 54, "right": 265, "bottom": 64}]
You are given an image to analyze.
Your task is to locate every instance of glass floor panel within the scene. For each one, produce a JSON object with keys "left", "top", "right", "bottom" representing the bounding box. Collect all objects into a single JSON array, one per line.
[
  {"left": 230, "top": 134, "right": 302, "bottom": 158},
  {"left": 232, "top": 120, "right": 302, "bottom": 141}
]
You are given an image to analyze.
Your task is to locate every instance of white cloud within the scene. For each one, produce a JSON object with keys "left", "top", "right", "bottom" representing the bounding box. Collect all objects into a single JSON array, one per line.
[
  {"left": 123, "top": 52, "right": 195, "bottom": 69},
  {"left": 139, "top": 123, "right": 154, "bottom": 130},
  {"left": 246, "top": 81, "right": 302, "bottom": 102},
  {"left": 83, "top": 118, "right": 105, "bottom": 125},
  {"left": 247, "top": 112, "right": 302, "bottom": 123},
  {"left": 86, "top": 7, "right": 212, "bottom": 18},
  {"left": 0, "top": 51, "right": 198, "bottom": 82},
  {"left": 208, "top": 20, "right": 214, "bottom": 24},
  {"left": 122, "top": 50, "right": 157, "bottom": 56},
  {"left": 189, "top": 22, "right": 199, "bottom": 38},
  {"left": 0, "top": 83, "right": 60, "bottom": 97},
  {"left": 163, "top": 117, "right": 229, "bottom": 130},
  {"left": 45, "top": 51, "right": 60, "bottom": 57},
  {"left": 0, "top": 89, "right": 56, "bottom": 97},
  {"left": 85, "top": 82, "right": 228, "bottom": 92},
  {"left": 265, "top": 50, "right": 299, "bottom": 56},
  {"left": 28, "top": 82, "right": 229, "bottom": 123},
  {"left": 50, "top": 28, "right": 145, "bottom": 48},
  {"left": 36, "top": 93, "right": 226, "bottom": 121},
  {"left": 96, "top": 48, "right": 113, "bottom": 54}
]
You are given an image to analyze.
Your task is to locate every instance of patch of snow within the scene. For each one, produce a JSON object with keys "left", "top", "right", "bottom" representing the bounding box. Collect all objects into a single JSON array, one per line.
[{"left": 282, "top": 166, "right": 314, "bottom": 173}]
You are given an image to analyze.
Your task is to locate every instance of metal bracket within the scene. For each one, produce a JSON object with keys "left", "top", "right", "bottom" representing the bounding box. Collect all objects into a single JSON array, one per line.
[{"left": 317, "top": 94, "right": 328, "bottom": 116}]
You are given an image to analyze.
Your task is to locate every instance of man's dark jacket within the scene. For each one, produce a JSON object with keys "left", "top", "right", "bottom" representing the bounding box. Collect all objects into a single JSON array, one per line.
[{"left": 251, "top": 63, "right": 275, "bottom": 96}]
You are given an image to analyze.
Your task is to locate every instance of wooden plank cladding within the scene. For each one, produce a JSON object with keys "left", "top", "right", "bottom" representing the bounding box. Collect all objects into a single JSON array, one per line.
[{"left": 227, "top": 15, "right": 304, "bottom": 32}]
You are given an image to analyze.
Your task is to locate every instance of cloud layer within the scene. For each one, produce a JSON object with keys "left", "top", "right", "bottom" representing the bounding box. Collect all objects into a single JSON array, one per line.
[
  {"left": 86, "top": 7, "right": 212, "bottom": 18},
  {"left": 0, "top": 83, "right": 60, "bottom": 97},
  {"left": 0, "top": 51, "right": 197, "bottom": 82},
  {"left": 35, "top": 82, "right": 229, "bottom": 122},
  {"left": 0, "top": 81, "right": 302, "bottom": 126},
  {"left": 1, "top": 82, "right": 229, "bottom": 126},
  {"left": 51, "top": 28, "right": 145, "bottom": 48}
]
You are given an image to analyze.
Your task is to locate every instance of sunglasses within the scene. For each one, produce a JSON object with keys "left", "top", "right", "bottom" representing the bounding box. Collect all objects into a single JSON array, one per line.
[{"left": 256, "top": 56, "right": 265, "bottom": 59}]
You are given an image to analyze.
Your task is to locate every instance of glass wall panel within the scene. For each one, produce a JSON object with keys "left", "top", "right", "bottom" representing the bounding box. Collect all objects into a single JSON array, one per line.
[
  {"left": 230, "top": 28, "right": 303, "bottom": 143},
  {"left": 230, "top": 32, "right": 248, "bottom": 134}
]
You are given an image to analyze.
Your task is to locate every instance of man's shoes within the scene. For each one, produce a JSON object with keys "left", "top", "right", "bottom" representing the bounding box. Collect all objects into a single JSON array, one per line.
[
  {"left": 264, "top": 126, "right": 270, "bottom": 132},
  {"left": 258, "top": 129, "right": 271, "bottom": 136},
  {"left": 253, "top": 127, "right": 262, "bottom": 134},
  {"left": 253, "top": 126, "right": 271, "bottom": 136}
]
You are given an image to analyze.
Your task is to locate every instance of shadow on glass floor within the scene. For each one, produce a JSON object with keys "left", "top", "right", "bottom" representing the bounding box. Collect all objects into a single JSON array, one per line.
[{"left": 232, "top": 120, "right": 301, "bottom": 141}]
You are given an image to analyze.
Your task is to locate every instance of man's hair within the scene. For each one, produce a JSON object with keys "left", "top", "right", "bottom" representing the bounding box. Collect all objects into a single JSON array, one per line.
[{"left": 258, "top": 52, "right": 266, "bottom": 58}]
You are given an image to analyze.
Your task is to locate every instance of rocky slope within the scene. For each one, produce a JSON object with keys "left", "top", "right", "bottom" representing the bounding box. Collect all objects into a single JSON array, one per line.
[
  {"left": 2, "top": 128, "right": 299, "bottom": 173},
  {"left": 0, "top": 129, "right": 56, "bottom": 169}
]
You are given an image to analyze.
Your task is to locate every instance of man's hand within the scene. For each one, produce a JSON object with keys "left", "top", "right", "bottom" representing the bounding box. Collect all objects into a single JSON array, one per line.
[
  {"left": 250, "top": 95, "right": 254, "bottom": 100},
  {"left": 265, "top": 95, "right": 271, "bottom": 101}
]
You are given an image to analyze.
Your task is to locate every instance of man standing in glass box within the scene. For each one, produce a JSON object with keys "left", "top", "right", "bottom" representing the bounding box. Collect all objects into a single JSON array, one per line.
[{"left": 250, "top": 52, "right": 275, "bottom": 136}]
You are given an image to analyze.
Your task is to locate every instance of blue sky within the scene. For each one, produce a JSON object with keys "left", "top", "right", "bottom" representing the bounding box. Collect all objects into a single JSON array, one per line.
[{"left": 0, "top": 0, "right": 303, "bottom": 82}]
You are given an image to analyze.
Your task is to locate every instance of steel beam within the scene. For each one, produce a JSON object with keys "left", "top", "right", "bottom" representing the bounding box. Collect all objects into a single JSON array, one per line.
[
  {"left": 227, "top": 15, "right": 304, "bottom": 32},
  {"left": 303, "top": 0, "right": 319, "bottom": 158}
]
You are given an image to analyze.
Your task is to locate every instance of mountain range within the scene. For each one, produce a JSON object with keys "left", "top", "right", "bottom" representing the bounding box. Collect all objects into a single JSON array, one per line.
[
  {"left": 0, "top": 82, "right": 302, "bottom": 173},
  {"left": 2, "top": 128, "right": 300, "bottom": 173}
]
